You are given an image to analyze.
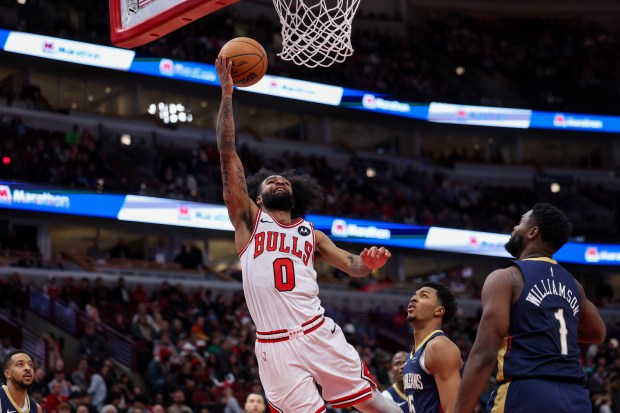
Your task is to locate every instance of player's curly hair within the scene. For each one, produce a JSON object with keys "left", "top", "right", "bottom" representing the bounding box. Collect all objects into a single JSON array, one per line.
[
  {"left": 530, "top": 202, "right": 572, "bottom": 252},
  {"left": 421, "top": 281, "right": 457, "bottom": 324},
  {"left": 246, "top": 168, "right": 325, "bottom": 218}
]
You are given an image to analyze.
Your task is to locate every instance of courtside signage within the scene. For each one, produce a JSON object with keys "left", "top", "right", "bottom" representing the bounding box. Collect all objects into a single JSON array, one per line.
[
  {"left": 428, "top": 103, "right": 532, "bottom": 129},
  {"left": 3, "top": 31, "right": 135, "bottom": 70}
]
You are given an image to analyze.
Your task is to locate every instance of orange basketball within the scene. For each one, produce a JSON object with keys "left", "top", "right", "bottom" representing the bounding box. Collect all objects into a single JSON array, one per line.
[{"left": 218, "top": 37, "right": 268, "bottom": 87}]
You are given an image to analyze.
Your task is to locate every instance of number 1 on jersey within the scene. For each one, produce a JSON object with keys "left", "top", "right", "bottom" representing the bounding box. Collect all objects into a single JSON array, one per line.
[
  {"left": 273, "top": 257, "right": 295, "bottom": 291},
  {"left": 553, "top": 308, "right": 568, "bottom": 355}
]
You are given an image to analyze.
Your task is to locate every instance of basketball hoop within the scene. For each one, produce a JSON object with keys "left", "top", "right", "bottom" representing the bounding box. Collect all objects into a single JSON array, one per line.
[{"left": 272, "top": 0, "right": 361, "bottom": 68}]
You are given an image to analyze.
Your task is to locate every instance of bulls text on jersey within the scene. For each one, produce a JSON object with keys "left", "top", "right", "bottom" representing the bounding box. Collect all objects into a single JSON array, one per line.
[{"left": 253, "top": 231, "right": 313, "bottom": 266}]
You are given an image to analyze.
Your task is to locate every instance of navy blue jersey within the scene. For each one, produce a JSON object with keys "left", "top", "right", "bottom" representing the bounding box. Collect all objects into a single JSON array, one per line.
[
  {"left": 382, "top": 384, "right": 408, "bottom": 412},
  {"left": 0, "top": 385, "right": 37, "bottom": 413},
  {"left": 496, "top": 257, "right": 585, "bottom": 383},
  {"left": 403, "top": 330, "right": 445, "bottom": 413}
]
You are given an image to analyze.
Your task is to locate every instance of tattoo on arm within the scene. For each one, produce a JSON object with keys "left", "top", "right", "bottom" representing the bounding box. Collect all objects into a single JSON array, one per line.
[
  {"left": 217, "top": 96, "right": 236, "bottom": 155},
  {"left": 347, "top": 254, "right": 371, "bottom": 277}
]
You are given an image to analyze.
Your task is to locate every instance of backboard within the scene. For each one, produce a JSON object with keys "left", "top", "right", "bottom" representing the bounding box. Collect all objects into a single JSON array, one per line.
[{"left": 110, "top": 0, "right": 240, "bottom": 49}]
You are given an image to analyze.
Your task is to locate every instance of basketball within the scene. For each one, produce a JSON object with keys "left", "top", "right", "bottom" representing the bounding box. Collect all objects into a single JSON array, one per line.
[{"left": 218, "top": 37, "right": 268, "bottom": 87}]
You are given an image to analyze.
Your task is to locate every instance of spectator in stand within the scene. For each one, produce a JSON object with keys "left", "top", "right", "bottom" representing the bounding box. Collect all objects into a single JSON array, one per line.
[
  {"left": 85, "top": 296, "right": 101, "bottom": 323},
  {"left": 87, "top": 368, "right": 108, "bottom": 411},
  {"left": 221, "top": 386, "right": 244, "bottom": 413},
  {"left": 58, "top": 402, "right": 71, "bottom": 413},
  {"left": 59, "top": 277, "right": 79, "bottom": 307},
  {"left": 131, "top": 283, "right": 151, "bottom": 303},
  {"left": 243, "top": 393, "right": 266, "bottom": 413},
  {"left": 109, "top": 277, "right": 131, "bottom": 305},
  {"left": 46, "top": 277, "right": 61, "bottom": 299},
  {"left": 150, "top": 237, "right": 173, "bottom": 264},
  {"left": 146, "top": 348, "right": 172, "bottom": 400},
  {"left": 44, "top": 382, "right": 69, "bottom": 413},
  {"left": 31, "top": 366, "right": 48, "bottom": 397},
  {"left": 101, "top": 405, "right": 118, "bottom": 413},
  {"left": 167, "top": 389, "right": 193, "bottom": 413},
  {"left": 86, "top": 238, "right": 106, "bottom": 260},
  {"left": 77, "top": 322, "right": 107, "bottom": 370},
  {"left": 111, "top": 312, "right": 132, "bottom": 338},
  {"left": 109, "top": 238, "right": 132, "bottom": 259},
  {"left": 175, "top": 242, "right": 204, "bottom": 270},
  {"left": 0, "top": 336, "right": 16, "bottom": 358},
  {"left": 132, "top": 314, "right": 159, "bottom": 342},
  {"left": 76, "top": 278, "right": 93, "bottom": 310},
  {"left": 71, "top": 358, "right": 89, "bottom": 391},
  {"left": 92, "top": 277, "right": 111, "bottom": 305},
  {"left": 48, "top": 367, "right": 72, "bottom": 399}
]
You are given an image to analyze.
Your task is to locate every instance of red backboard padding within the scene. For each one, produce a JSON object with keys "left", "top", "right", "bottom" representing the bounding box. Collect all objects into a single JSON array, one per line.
[{"left": 110, "top": 0, "right": 240, "bottom": 49}]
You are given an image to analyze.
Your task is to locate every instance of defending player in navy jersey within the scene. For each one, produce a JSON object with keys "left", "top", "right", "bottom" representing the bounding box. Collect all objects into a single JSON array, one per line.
[
  {"left": 403, "top": 282, "right": 462, "bottom": 413},
  {"left": 216, "top": 56, "right": 402, "bottom": 413},
  {"left": 382, "top": 351, "right": 408, "bottom": 412},
  {"left": 454, "top": 203, "right": 607, "bottom": 413},
  {"left": 2, "top": 351, "right": 43, "bottom": 413}
]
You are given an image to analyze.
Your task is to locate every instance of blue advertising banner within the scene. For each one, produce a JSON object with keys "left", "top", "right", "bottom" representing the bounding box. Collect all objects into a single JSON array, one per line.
[{"left": 1, "top": 181, "right": 618, "bottom": 266}]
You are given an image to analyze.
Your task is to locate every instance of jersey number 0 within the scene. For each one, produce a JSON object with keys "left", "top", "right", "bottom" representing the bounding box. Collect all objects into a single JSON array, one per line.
[{"left": 273, "top": 258, "right": 296, "bottom": 291}]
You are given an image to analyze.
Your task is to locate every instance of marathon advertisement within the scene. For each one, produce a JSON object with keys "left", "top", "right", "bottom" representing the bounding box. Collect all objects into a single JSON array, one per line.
[
  {"left": 0, "top": 181, "right": 124, "bottom": 218},
  {"left": 0, "top": 181, "right": 619, "bottom": 265},
  {"left": 6, "top": 28, "right": 620, "bottom": 133},
  {"left": 529, "top": 111, "right": 620, "bottom": 134},
  {"left": 427, "top": 103, "right": 532, "bottom": 129},
  {"left": 2, "top": 30, "right": 135, "bottom": 71},
  {"left": 117, "top": 195, "right": 234, "bottom": 231},
  {"left": 339, "top": 89, "right": 429, "bottom": 120},
  {"left": 308, "top": 215, "right": 430, "bottom": 249}
]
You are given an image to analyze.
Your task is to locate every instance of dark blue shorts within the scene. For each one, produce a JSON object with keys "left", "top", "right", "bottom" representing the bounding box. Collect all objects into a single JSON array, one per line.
[{"left": 486, "top": 378, "right": 590, "bottom": 413}]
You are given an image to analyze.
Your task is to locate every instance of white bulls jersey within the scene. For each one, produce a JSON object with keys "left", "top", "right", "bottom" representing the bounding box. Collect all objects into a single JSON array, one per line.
[{"left": 239, "top": 210, "right": 324, "bottom": 332}]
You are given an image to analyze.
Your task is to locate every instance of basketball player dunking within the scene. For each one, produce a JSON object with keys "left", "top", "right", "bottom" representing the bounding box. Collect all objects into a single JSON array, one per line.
[
  {"left": 2, "top": 351, "right": 42, "bottom": 413},
  {"left": 215, "top": 56, "right": 402, "bottom": 413},
  {"left": 454, "top": 203, "right": 607, "bottom": 413}
]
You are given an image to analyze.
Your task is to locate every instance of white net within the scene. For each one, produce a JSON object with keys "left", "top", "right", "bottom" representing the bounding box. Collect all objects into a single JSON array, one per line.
[{"left": 272, "top": 0, "right": 361, "bottom": 68}]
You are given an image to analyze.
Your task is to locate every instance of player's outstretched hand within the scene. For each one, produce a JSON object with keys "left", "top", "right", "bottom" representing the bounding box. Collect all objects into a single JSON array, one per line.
[
  {"left": 216, "top": 55, "right": 234, "bottom": 96},
  {"left": 360, "top": 246, "right": 391, "bottom": 270}
]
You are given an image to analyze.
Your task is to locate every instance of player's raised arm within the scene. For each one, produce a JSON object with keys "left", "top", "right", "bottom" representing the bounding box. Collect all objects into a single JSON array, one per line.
[
  {"left": 454, "top": 267, "right": 514, "bottom": 413},
  {"left": 314, "top": 230, "right": 391, "bottom": 277},
  {"left": 215, "top": 56, "right": 257, "bottom": 239}
]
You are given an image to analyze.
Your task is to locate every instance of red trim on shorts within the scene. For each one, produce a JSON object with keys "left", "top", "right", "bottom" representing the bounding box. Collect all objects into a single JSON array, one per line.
[
  {"left": 268, "top": 403, "right": 325, "bottom": 413},
  {"left": 302, "top": 314, "right": 323, "bottom": 327},
  {"left": 238, "top": 209, "right": 262, "bottom": 257},
  {"left": 303, "top": 317, "right": 324, "bottom": 335},
  {"left": 268, "top": 402, "right": 283, "bottom": 413},
  {"left": 361, "top": 359, "right": 378, "bottom": 388},
  {"left": 327, "top": 386, "right": 372, "bottom": 408}
]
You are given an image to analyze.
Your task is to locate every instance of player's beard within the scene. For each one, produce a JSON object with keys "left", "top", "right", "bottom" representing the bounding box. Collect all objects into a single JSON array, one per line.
[
  {"left": 14, "top": 376, "right": 33, "bottom": 391},
  {"left": 261, "top": 190, "right": 294, "bottom": 211},
  {"left": 406, "top": 314, "right": 416, "bottom": 323},
  {"left": 505, "top": 233, "right": 524, "bottom": 258}
]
